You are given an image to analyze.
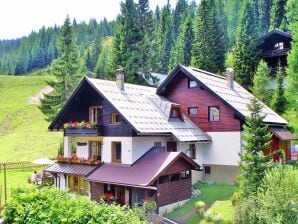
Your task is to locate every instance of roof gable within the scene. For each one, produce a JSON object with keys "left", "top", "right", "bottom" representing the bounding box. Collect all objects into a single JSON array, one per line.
[{"left": 157, "top": 64, "right": 287, "bottom": 125}]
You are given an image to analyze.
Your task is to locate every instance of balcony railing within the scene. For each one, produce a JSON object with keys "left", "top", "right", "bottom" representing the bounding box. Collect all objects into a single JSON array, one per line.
[
  {"left": 262, "top": 48, "right": 289, "bottom": 58},
  {"left": 57, "top": 155, "right": 101, "bottom": 165},
  {"left": 64, "top": 125, "right": 104, "bottom": 136}
]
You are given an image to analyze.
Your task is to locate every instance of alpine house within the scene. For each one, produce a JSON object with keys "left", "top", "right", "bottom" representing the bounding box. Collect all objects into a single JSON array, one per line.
[{"left": 45, "top": 64, "right": 295, "bottom": 213}]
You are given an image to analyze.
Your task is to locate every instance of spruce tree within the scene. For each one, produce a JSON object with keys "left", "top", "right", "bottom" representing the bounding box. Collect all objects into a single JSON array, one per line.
[
  {"left": 271, "top": 68, "right": 287, "bottom": 115},
  {"left": 270, "top": 0, "right": 287, "bottom": 30},
  {"left": 40, "top": 16, "right": 86, "bottom": 122},
  {"left": 239, "top": 97, "right": 272, "bottom": 197},
  {"left": 252, "top": 60, "right": 270, "bottom": 105},
  {"left": 169, "top": 11, "right": 193, "bottom": 70},
  {"left": 285, "top": 20, "right": 298, "bottom": 132},
  {"left": 191, "top": 0, "right": 227, "bottom": 73},
  {"left": 258, "top": 0, "right": 272, "bottom": 34},
  {"left": 173, "top": 0, "right": 188, "bottom": 38},
  {"left": 153, "top": 3, "right": 173, "bottom": 74},
  {"left": 233, "top": 0, "right": 260, "bottom": 89}
]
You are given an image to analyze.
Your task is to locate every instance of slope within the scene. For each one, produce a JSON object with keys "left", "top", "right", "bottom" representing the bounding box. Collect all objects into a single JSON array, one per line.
[{"left": 0, "top": 75, "right": 62, "bottom": 162}]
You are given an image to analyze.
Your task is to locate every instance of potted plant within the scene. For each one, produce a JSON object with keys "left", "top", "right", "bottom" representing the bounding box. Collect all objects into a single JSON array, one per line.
[
  {"left": 101, "top": 193, "right": 115, "bottom": 204},
  {"left": 143, "top": 198, "right": 157, "bottom": 221}
]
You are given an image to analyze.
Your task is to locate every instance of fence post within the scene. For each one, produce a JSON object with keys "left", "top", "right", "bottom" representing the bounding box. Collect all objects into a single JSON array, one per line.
[{"left": 4, "top": 163, "right": 7, "bottom": 204}]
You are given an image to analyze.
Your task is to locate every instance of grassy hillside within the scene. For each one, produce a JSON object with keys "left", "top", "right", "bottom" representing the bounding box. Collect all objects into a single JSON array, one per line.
[{"left": 0, "top": 75, "right": 62, "bottom": 162}]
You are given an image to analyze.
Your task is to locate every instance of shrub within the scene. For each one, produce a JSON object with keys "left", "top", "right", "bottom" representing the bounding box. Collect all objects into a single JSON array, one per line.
[
  {"left": 4, "top": 187, "right": 147, "bottom": 224},
  {"left": 204, "top": 210, "right": 223, "bottom": 224},
  {"left": 195, "top": 201, "right": 206, "bottom": 215}
]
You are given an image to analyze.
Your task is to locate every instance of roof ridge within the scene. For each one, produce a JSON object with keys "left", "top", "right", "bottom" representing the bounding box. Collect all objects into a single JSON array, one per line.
[{"left": 186, "top": 66, "right": 227, "bottom": 80}]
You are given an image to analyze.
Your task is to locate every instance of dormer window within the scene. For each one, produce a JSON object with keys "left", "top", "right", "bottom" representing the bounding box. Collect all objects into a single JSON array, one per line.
[
  {"left": 208, "top": 106, "right": 220, "bottom": 122},
  {"left": 110, "top": 112, "right": 121, "bottom": 124},
  {"left": 169, "top": 106, "right": 183, "bottom": 121},
  {"left": 188, "top": 78, "right": 198, "bottom": 88},
  {"left": 274, "top": 42, "right": 284, "bottom": 50}
]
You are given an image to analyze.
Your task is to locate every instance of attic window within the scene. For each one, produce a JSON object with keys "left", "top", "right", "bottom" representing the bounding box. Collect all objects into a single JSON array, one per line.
[
  {"left": 188, "top": 107, "right": 198, "bottom": 115},
  {"left": 110, "top": 112, "right": 121, "bottom": 124},
  {"left": 208, "top": 106, "right": 220, "bottom": 122},
  {"left": 188, "top": 78, "right": 198, "bottom": 88}
]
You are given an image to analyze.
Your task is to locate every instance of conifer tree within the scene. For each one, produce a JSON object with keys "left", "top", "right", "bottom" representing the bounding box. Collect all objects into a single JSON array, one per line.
[
  {"left": 153, "top": 3, "right": 173, "bottom": 74},
  {"left": 233, "top": 0, "right": 260, "bottom": 88},
  {"left": 258, "top": 0, "right": 272, "bottom": 34},
  {"left": 169, "top": 11, "right": 193, "bottom": 70},
  {"left": 239, "top": 97, "right": 272, "bottom": 197},
  {"left": 173, "top": 0, "right": 188, "bottom": 38},
  {"left": 252, "top": 60, "right": 270, "bottom": 105},
  {"left": 285, "top": 20, "right": 298, "bottom": 132},
  {"left": 271, "top": 68, "right": 287, "bottom": 115},
  {"left": 40, "top": 16, "right": 86, "bottom": 122},
  {"left": 270, "top": 0, "right": 287, "bottom": 30},
  {"left": 191, "top": 0, "right": 227, "bottom": 73},
  {"left": 94, "top": 37, "right": 113, "bottom": 79}
]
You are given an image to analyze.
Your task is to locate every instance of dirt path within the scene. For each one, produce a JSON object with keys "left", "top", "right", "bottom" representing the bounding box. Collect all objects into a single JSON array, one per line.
[
  {"left": 28, "top": 86, "right": 54, "bottom": 104},
  {"left": 173, "top": 208, "right": 197, "bottom": 224}
]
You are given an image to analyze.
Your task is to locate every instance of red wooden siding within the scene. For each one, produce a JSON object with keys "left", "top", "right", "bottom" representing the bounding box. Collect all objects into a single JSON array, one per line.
[
  {"left": 90, "top": 182, "right": 104, "bottom": 202},
  {"left": 157, "top": 178, "right": 191, "bottom": 207},
  {"left": 267, "top": 135, "right": 291, "bottom": 161},
  {"left": 165, "top": 73, "right": 241, "bottom": 132},
  {"left": 162, "top": 157, "right": 194, "bottom": 175}
]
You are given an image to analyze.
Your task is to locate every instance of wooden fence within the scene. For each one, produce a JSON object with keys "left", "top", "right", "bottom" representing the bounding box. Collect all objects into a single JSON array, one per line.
[{"left": 0, "top": 161, "right": 46, "bottom": 171}]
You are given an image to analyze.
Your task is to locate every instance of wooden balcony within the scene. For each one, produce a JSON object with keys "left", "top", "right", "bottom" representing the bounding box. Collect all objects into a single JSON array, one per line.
[
  {"left": 262, "top": 48, "right": 289, "bottom": 58},
  {"left": 64, "top": 125, "right": 104, "bottom": 136}
]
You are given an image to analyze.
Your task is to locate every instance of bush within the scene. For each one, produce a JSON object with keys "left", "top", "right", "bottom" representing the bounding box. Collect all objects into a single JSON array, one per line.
[
  {"left": 4, "top": 187, "right": 147, "bottom": 224},
  {"left": 195, "top": 201, "right": 206, "bottom": 215},
  {"left": 204, "top": 210, "right": 223, "bottom": 224}
]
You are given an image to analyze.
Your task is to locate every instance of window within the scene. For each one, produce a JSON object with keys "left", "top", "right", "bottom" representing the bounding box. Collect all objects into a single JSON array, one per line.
[
  {"left": 89, "top": 141, "right": 101, "bottom": 161},
  {"left": 159, "top": 175, "right": 169, "bottom": 184},
  {"left": 112, "top": 142, "right": 122, "bottom": 163},
  {"left": 208, "top": 106, "right": 220, "bottom": 121},
  {"left": 188, "top": 78, "right": 198, "bottom": 88},
  {"left": 89, "top": 106, "right": 101, "bottom": 125},
  {"left": 170, "top": 173, "right": 181, "bottom": 182},
  {"left": 110, "top": 112, "right": 121, "bottom": 124},
  {"left": 274, "top": 42, "right": 284, "bottom": 50},
  {"left": 170, "top": 107, "right": 182, "bottom": 120},
  {"left": 68, "top": 175, "right": 88, "bottom": 195},
  {"left": 204, "top": 166, "right": 211, "bottom": 174},
  {"left": 188, "top": 107, "right": 198, "bottom": 115},
  {"left": 189, "top": 144, "right": 196, "bottom": 159},
  {"left": 77, "top": 142, "right": 87, "bottom": 146},
  {"left": 154, "top": 142, "right": 162, "bottom": 147}
]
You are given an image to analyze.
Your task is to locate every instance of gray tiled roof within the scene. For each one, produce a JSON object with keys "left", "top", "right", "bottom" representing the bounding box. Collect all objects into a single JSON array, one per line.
[
  {"left": 86, "top": 77, "right": 211, "bottom": 142},
  {"left": 180, "top": 65, "right": 287, "bottom": 125},
  {"left": 44, "top": 163, "right": 98, "bottom": 176}
]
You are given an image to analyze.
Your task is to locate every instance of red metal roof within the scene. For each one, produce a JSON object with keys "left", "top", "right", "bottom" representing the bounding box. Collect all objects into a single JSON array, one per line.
[{"left": 86, "top": 147, "right": 199, "bottom": 188}]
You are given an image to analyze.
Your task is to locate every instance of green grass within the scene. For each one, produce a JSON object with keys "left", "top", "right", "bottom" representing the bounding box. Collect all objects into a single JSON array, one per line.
[
  {"left": 201, "top": 200, "right": 234, "bottom": 224},
  {"left": 165, "top": 182, "right": 236, "bottom": 224},
  {"left": 0, "top": 75, "right": 62, "bottom": 162}
]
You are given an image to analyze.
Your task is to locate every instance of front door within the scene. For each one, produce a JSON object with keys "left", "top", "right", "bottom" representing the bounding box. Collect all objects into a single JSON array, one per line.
[
  {"left": 167, "top": 141, "right": 177, "bottom": 152},
  {"left": 115, "top": 186, "right": 125, "bottom": 205}
]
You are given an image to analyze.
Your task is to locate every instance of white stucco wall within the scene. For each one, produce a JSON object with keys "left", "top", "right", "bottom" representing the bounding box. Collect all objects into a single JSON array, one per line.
[
  {"left": 102, "top": 137, "right": 133, "bottom": 164},
  {"left": 197, "top": 131, "right": 241, "bottom": 166},
  {"left": 64, "top": 136, "right": 71, "bottom": 157},
  {"left": 131, "top": 137, "right": 167, "bottom": 163}
]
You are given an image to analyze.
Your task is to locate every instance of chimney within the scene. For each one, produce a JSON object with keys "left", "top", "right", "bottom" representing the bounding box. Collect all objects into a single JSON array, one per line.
[
  {"left": 115, "top": 68, "right": 125, "bottom": 92},
  {"left": 226, "top": 68, "right": 234, "bottom": 90}
]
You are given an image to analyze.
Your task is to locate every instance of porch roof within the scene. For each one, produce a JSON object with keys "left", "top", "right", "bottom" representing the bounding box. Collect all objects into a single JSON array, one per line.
[
  {"left": 270, "top": 127, "right": 298, "bottom": 140},
  {"left": 86, "top": 147, "right": 199, "bottom": 187},
  {"left": 44, "top": 163, "right": 98, "bottom": 176}
]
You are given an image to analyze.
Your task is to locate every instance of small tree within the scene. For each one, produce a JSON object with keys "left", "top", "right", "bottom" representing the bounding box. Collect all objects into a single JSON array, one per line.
[
  {"left": 270, "top": 68, "right": 287, "bottom": 115},
  {"left": 251, "top": 60, "right": 270, "bottom": 105},
  {"left": 238, "top": 97, "right": 272, "bottom": 197}
]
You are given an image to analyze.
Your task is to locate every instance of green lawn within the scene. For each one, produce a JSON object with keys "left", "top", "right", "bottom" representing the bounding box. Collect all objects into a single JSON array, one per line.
[
  {"left": 165, "top": 182, "right": 236, "bottom": 224},
  {"left": 0, "top": 75, "right": 62, "bottom": 162}
]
